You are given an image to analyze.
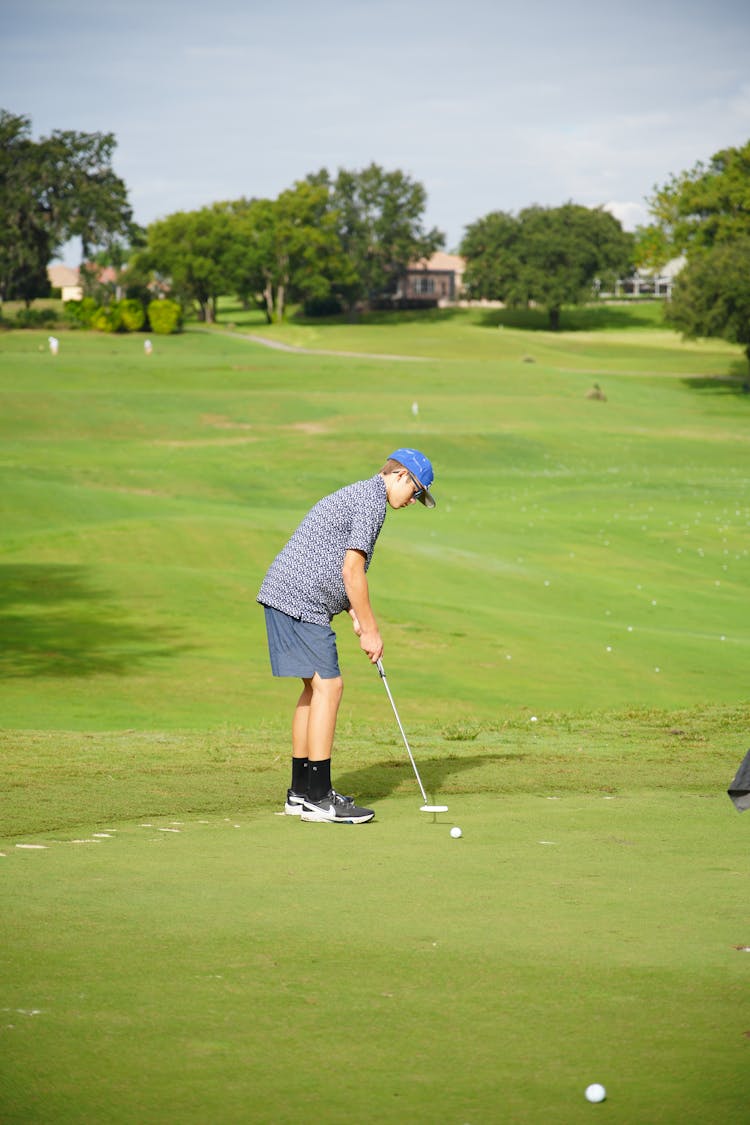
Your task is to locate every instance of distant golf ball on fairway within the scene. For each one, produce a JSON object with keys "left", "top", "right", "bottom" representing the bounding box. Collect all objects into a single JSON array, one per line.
[
  {"left": 450, "top": 826, "right": 462, "bottom": 838},
  {"left": 584, "top": 1083, "right": 606, "bottom": 1103}
]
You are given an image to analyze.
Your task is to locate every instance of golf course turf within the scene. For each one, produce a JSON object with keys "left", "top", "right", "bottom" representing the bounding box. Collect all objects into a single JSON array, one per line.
[{"left": 1, "top": 303, "right": 749, "bottom": 1122}]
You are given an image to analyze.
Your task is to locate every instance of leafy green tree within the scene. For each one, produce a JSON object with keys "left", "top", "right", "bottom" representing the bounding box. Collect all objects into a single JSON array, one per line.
[
  {"left": 221, "top": 183, "right": 355, "bottom": 323},
  {"left": 460, "top": 210, "right": 522, "bottom": 302},
  {"left": 640, "top": 139, "right": 750, "bottom": 366},
  {"left": 143, "top": 207, "right": 234, "bottom": 322},
  {"left": 0, "top": 111, "right": 53, "bottom": 304},
  {"left": 667, "top": 238, "right": 750, "bottom": 368},
  {"left": 330, "top": 164, "right": 445, "bottom": 307},
  {"left": 642, "top": 140, "right": 750, "bottom": 260},
  {"left": 0, "top": 109, "right": 134, "bottom": 305},
  {"left": 461, "top": 203, "right": 633, "bottom": 330},
  {"left": 39, "top": 127, "right": 134, "bottom": 261},
  {"left": 218, "top": 197, "right": 269, "bottom": 316}
]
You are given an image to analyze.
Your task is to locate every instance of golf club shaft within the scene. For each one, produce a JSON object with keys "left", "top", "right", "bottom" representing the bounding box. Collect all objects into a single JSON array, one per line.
[{"left": 376, "top": 659, "right": 429, "bottom": 805}]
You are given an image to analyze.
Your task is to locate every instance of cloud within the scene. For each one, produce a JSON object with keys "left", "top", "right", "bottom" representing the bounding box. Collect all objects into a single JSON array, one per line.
[
  {"left": 603, "top": 202, "right": 650, "bottom": 231},
  {"left": 6, "top": 0, "right": 750, "bottom": 258}
]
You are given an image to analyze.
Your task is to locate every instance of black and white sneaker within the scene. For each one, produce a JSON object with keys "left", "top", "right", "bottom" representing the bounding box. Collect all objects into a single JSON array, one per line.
[
  {"left": 284, "top": 789, "right": 306, "bottom": 816},
  {"left": 300, "top": 789, "right": 375, "bottom": 824}
]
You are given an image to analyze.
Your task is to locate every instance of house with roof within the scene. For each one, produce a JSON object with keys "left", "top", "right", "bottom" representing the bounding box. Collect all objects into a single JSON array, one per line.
[
  {"left": 395, "top": 251, "right": 466, "bottom": 306},
  {"left": 47, "top": 264, "right": 83, "bottom": 302},
  {"left": 47, "top": 263, "right": 123, "bottom": 302},
  {"left": 613, "top": 256, "right": 686, "bottom": 298}
]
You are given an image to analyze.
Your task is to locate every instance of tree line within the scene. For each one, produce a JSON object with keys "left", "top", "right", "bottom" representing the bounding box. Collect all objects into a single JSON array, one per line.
[
  {"left": 1, "top": 107, "right": 749, "bottom": 355},
  {"left": 134, "top": 167, "right": 444, "bottom": 324}
]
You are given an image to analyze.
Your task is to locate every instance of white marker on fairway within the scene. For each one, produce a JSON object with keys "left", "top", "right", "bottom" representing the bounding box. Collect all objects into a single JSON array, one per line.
[
  {"left": 450, "top": 826, "right": 462, "bottom": 839},
  {"left": 585, "top": 1083, "right": 606, "bottom": 1103}
]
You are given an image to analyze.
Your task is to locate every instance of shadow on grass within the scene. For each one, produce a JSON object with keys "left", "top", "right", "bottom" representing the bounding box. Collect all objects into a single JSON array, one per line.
[
  {"left": 292, "top": 307, "right": 468, "bottom": 328},
  {"left": 682, "top": 363, "right": 750, "bottom": 397},
  {"left": 336, "top": 751, "right": 527, "bottom": 802},
  {"left": 0, "top": 564, "right": 186, "bottom": 678},
  {"left": 214, "top": 300, "right": 665, "bottom": 334},
  {"left": 477, "top": 303, "right": 664, "bottom": 333}
]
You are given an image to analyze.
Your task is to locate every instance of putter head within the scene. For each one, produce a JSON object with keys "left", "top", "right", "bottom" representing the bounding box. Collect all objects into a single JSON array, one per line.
[{"left": 420, "top": 804, "right": 448, "bottom": 813}]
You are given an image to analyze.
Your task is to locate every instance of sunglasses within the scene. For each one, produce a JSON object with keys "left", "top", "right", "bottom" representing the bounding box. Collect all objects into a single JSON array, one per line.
[{"left": 408, "top": 472, "right": 424, "bottom": 499}]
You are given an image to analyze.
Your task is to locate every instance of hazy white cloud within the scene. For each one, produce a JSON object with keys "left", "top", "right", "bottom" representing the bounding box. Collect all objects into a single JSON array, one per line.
[
  {"left": 2, "top": 0, "right": 749, "bottom": 258},
  {"left": 603, "top": 201, "right": 650, "bottom": 231}
]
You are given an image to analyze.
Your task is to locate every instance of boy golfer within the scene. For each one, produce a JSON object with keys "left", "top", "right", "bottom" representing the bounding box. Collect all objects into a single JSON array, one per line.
[{"left": 257, "top": 448, "right": 436, "bottom": 824}]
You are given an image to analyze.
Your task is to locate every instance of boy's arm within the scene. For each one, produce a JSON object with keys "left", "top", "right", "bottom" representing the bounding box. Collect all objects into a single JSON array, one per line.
[{"left": 342, "top": 549, "right": 383, "bottom": 663}]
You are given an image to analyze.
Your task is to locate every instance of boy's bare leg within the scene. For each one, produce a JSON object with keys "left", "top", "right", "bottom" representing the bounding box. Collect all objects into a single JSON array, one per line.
[
  {"left": 305, "top": 673, "right": 343, "bottom": 760},
  {"left": 292, "top": 675, "right": 343, "bottom": 759},
  {"left": 292, "top": 680, "right": 313, "bottom": 759}
]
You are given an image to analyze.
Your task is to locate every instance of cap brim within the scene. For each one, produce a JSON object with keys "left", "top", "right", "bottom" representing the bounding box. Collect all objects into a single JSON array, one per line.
[{"left": 418, "top": 489, "right": 436, "bottom": 509}]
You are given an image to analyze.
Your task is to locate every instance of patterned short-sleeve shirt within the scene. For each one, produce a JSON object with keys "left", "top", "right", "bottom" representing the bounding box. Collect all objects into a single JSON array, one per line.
[{"left": 257, "top": 475, "right": 388, "bottom": 625}]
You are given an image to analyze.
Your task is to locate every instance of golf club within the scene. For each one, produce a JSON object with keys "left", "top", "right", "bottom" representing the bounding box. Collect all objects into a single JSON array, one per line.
[{"left": 376, "top": 659, "right": 448, "bottom": 813}]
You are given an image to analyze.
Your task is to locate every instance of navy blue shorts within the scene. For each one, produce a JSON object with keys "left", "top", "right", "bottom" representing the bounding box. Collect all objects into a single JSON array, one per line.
[{"left": 262, "top": 606, "right": 341, "bottom": 680}]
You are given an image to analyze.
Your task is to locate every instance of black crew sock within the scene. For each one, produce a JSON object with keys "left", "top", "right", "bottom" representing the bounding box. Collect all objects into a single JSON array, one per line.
[
  {"left": 307, "top": 759, "right": 332, "bottom": 801},
  {"left": 291, "top": 757, "right": 308, "bottom": 794}
]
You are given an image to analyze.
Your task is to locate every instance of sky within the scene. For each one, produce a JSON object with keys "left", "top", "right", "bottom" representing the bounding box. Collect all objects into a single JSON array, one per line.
[{"left": 3, "top": 0, "right": 750, "bottom": 262}]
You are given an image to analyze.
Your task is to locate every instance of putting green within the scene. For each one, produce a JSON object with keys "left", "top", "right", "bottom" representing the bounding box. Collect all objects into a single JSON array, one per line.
[{"left": 2, "top": 793, "right": 748, "bottom": 1124}]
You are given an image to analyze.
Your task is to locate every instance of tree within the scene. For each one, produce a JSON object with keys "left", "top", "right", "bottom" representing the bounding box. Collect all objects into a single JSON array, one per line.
[
  {"left": 39, "top": 128, "right": 134, "bottom": 261},
  {"left": 666, "top": 238, "right": 750, "bottom": 367},
  {"left": 221, "top": 183, "right": 356, "bottom": 323},
  {"left": 0, "top": 109, "right": 134, "bottom": 304},
  {"left": 83, "top": 232, "right": 146, "bottom": 304},
  {"left": 218, "top": 197, "right": 270, "bottom": 316},
  {"left": 461, "top": 203, "right": 633, "bottom": 330},
  {"left": 142, "top": 207, "right": 235, "bottom": 322},
  {"left": 460, "top": 210, "right": 522, "bottom": 301},
  {"left": 640, "top": 139, "right": 750, "bottom": 366},
  {"left": 330, "top": 164, "right": 445, "bottom": 308},
  {"left": 0, "top": 111, "right": 54, "bottom": 304},
  {"left": 641, "top": 140, "right": 750, "bottom": 262}
]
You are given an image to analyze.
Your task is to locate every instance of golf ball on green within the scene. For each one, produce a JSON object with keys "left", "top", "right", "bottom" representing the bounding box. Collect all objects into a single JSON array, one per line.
[
  {"left": 450, "top": 826, "right": 462, "bottom": 838},
  {"left": 585, "top": 1083, "right": 606, "bottom": 1103}
]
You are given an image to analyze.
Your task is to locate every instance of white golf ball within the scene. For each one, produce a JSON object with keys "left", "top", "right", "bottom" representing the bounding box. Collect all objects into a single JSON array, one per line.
[
  {"left": 584, "top": 1083, "right": 606, "bottom": 1103},
  {"left": 450, "top": 826, "right": 462, "bottom": 839}
]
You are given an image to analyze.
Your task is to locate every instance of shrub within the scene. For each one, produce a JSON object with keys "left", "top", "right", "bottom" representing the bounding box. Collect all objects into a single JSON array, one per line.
[
  {"left": 147, "top": 298, "right": 182, "bottom": 334},
  {"left": 91, "top": 305, "right": 123, "bottom": 333},
  {"left": 14, "top": 307, "right": 58, "bottom": 328},
  {"left": 119, "top": 299, "right": 146, "bottom": 332},
  {"left": 64, "top": 297, "right": 99, "bottom": 329}
]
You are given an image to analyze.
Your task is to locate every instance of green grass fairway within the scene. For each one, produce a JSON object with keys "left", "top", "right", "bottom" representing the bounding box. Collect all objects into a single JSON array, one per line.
[
  {"left": 2, "top": 796, "right": 749, "bottom": 1124},
  {"left": 0, "top": 311, "right": 748, "bottom": 728},
  {"left": 1, "top": 305, "right": 749, "bottom": 1121}
]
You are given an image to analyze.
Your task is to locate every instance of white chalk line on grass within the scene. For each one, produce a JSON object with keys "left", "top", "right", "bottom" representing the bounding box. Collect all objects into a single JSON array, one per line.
[{"left": 4, "top": 819, "right": 247, "bottom": 857}]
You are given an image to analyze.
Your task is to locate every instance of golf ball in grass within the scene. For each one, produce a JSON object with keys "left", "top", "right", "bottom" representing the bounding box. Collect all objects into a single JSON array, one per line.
[
  {"left": 585, "top": 1083, "right": 606, "bottom": 1103},
  {"left": 450, "top": 826, "right": 462, "bottom": 839}
]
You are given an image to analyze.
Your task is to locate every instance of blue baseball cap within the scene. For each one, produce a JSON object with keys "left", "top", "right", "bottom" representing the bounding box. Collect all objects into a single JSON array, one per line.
[{"left": 388, "top": 447, "right": 436, "bottom": 508}]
